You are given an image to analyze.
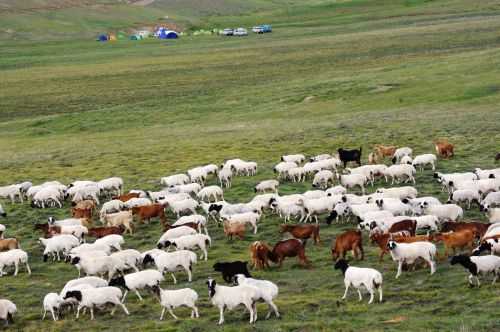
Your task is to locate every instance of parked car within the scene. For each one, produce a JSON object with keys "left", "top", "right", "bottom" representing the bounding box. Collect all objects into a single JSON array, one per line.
[
  {"left": 221, "top": 28, "right": 234, "bottom": 36},
  {"left": 233, "top": 28, "right": 248, "bottom": 36},
  {"left": 252, "top": 26, "right": 264, "bottom": 34}
]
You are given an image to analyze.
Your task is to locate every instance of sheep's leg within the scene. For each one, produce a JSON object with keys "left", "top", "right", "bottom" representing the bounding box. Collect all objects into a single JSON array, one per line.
[
  {"left": 51, "top": 309, "right": 57, "bottom": 321},
  {"left": 342, "top": 284, "right": 350, "bottom": 300},
  {"left": 378, "top": 287, "right": 383, "bottom": 302},
  {"left": 168, "top": 307, "right": 178, "bottom": 320},
  {"left": 218, "top": 306, "right": 225, "bottom": 325},
  {"left": 202, "top": 248, "right": 208, "bottom": 261},
  {"left": 246, "top": 302, "right": 254, "bottom": 324},
  {"left": 429, "top": 260, "right": 436, "bottom": 275},
  {"left": 171, "top": 273, "right": 177, "bottom": 284},
  {"left": 42, "top": 309, "right": 47, "bottom": 321},
  {"left": 186, "top": 266, "right": 192, "bottom": 282},
  {"left": 120, "top": 303, "right": 129, "bottom": 315},
  {"left": 26, "top": 263, "right": 31, "bottom": 275},
  {"left": 76, "top": 306, "right": 81, "bottom": 319},
  {"left": 267, "top": 300, "right": 279, "bottom": 318},
  {"left": 357, "top": 288, "right": 363, "bottom": 302},
  {"left": 396, "top": 261, "right": 403, "bottom": 279},
  {"left": 160, "top": 308, "right": 166, "bottom": 320},
  {"left": 476, "top": 276, "right": 481, "bottom": 287},
  {"left": 134, "top": 290, "right": 143, "bottom": 301},
  {"left": 121, "top": 290, "right": 128, "bottom": 303},
  {"left": 90, "top": 307, "right": 95, "bottom": 320}
]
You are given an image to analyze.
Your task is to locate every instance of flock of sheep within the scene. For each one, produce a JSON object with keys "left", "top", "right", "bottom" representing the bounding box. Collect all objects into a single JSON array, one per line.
[{"left": 0, "top": 143, "right": 500, "bottom": 326}]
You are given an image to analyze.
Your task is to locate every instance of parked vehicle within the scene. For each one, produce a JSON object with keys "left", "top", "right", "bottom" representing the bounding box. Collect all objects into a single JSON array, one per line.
[
  {"left": 221, "top": 29, "right": 234, "bottom": 36},
  {"left": 234, "top": 28, "right": 248, "bottom": 36}
]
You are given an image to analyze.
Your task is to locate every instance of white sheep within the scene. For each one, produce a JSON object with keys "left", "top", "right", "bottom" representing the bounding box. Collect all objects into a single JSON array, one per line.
[
  {"left": 98, "top": 177, "right": 123, "bottom": 197},
  {"left": 339, "top": 174, "right": 366, "bottom": 194},
  {"left": 310, "top": 154, "right": 332, "bottom": 162},
  {"left": 414, "top": 215, "right": 439, "bottom": 232},
  {"left": 0, "top": 299, "right": 17, "bottom": 325},
  {"left": 255, "top": 180, "right": 279, "bottom": 193},
  {"left": 188, "top": 167, "right": 208, "bottom": 185},
  {"left": 72, "top": 256, "right": 122, "bottom": 280},
  {"left": 222, "top": 212, "right": 261, "bottom": 234},
  {"left": 168, "top": 183, "right": 202, "bottom": 196},
  {"left": 40, "top": 235, "right": 80, "bottom": 261},
  {"left": 60, "top": 276, "right": 108, "bottom": 298},
  {"left": 274, "top": 162, "right": 298, "bottom": 180},
  {"left": 0, "top": 204, "right": 5, "bottom": 218},
  {"left": 110, "top": 269, "right": 164, "bottom": 302},
  {"left": 110, "top": 249, "right": 141, "bottom": 272},
  {"left": 487, "top": 208, "right": 500, "bottom": 223},
  {"left": 281, "top": 154, "right": 306, "bottom": 164},
  {"left": 63, "top": 286, "right": 129, "bottom": 320},
  {"left": 234, "top": 274, "right": 280, "bottom": 319},
  {"left": 218, "top": 167, "right": 233, "bottom": 188},
  {"left": 312, "top": 170, "right": 334, "bottom": 189},
  {"left": 288, "top": 167, "right": 306, "bottom": 182},
  {"left": 172, "top": 215, "right": 208, "bottom": 235},
  {"left": 420, "top": 202, "right": 463, "bottom": 221},
  {"left": 274, "top": 202, "right": 305, "bottom": 223},
  {"left": 32, "top": 186, "right": 63, "bottom": 208},
  {"left": 326, "top": 186, "right": 347, "bottom": 196},
  {"left": 102, "top": 211, "right": 133, "bottom": 234},
  {"left": 375, "top": 198, "right": 412, "bottom": 216},
  {"left": 155, "top": 286, "right": 199, "bottom": 320},
  {"left": 303, "top": 190, "right": 327, "bottom": 200},
  {"left": 448, "top": 189, "right": 480, "bottom": 209},
  {"left": 297, "top": 197, "right": 335, "bottom": 223},
  {"left": 0, "top": 249, "right": 31, "bottom": 277},
  {"left": 168, "top": 198, "right": 199, "bottom": 217},
  {"left": 387, "top": 240, "right": 436, "bottom": 278},
  {"left": 95, "top": 234, "right": 124, "bottom": 251},
  {"left": 197, "top": 185, "right": 224, "bottom": 202},
  {"left": 147, "top": 250, "right": 197, "bottom": 283},
  {"left": 99, "top": 200, "right": 125, "bottom": 221},
  {"left": 474, "top": 168, "right": 500, "bottom": 180},
  {"left": 376, "top": 186, "right": 418, "bottom": 200},
  {"left": 334, "top": 260, "right": 383, "bottom": 304},
  {"left": 392, "top": 147, "right": 412, "bottom": 163},
  {"left": 42, "top": 293, "right": 63, "bottom": 321},
  {"left": 70, "top": 243, "right": 113, "bottom": 256},
  {"left": 59, "top": 225, "right": 88, "bottom": 241},
  {"left": 49, "top": 217, "right": 88, "bottom": 227},
  {"left": 207, "top": 278, "right": 259, "bottom": 325},
  {"left": 123, "top": 197, "right": 152, "bottom": 209},
  {"left": 203, "top": 164, "right": 219, "bottom": 176},
  {"left": 158, "top": 226, "right": 198, "bottom": 247},
  {"left": 383, "top": 164, "right": 416, "bottom": 184},
  {"left": 412, "top": 154, "right": 437, "bottom": 171},
  {"left": 165, "top": 234, "right": 211, "bottom": 261},
  {"left": 0, "top": 185, "right": 23, "bottom": 203},
  {"left": 481, "top": 192, "right": 500, "bottom": 212},
  {"left": 399, "top": 155, "right": 413, "bottom": 165},
  {"left": 450, "top": 254, "right": 500, "bottom": 287},
  {"left": 406, "top": 196, "right": 441, "bottom": 215},
  {"left": 160, "top": 174, "right": 190, "bottom": 187}
]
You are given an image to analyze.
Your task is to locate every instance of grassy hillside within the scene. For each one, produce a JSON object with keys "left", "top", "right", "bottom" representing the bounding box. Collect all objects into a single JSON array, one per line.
[{"left": 1, "top": 0, "right": 500, "bottom": 331}]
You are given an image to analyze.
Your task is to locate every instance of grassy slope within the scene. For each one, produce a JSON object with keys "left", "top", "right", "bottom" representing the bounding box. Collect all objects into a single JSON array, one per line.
[{"left": 1, "top": 0, "right": 500, "bottom": 331}]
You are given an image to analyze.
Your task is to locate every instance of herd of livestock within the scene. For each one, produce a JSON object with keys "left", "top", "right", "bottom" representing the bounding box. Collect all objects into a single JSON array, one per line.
[{"left": 0, "top": 141, "right": 500, "bottom": 326}]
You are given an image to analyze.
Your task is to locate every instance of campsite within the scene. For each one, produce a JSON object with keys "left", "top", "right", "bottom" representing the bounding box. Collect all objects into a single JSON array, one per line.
[{"left": 1, "top": 0, "right": 500, "bottom": 331}]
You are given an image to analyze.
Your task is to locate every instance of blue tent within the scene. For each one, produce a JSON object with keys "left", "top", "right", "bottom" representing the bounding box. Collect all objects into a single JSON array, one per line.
[
  {"left": 97, "top": 34, "right": 108, "bottom": 42},
  {"left": 157, "top": 29, "right": 178, "bottom": 39}
]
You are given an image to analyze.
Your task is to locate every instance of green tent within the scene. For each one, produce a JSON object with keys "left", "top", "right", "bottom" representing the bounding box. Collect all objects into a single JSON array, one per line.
[{"left": 129, "top": 34, "right": 143, "bottom": 40}]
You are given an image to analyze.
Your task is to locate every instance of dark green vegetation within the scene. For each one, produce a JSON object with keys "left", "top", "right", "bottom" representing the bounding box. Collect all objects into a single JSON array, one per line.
[{"left": 1, "top": 0, "right": 500, "bottom": 331}]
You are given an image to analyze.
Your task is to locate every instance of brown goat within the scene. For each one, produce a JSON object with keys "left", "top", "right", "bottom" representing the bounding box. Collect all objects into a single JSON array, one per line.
[
  {"left": 113, "top": 193, "right": 140, "bottom": 202},
  {"left": 72, "top": 199, "right": 96, "bottom": 212},
  {"left": 434, "top": 139, "right": 454, "bottom": 158},
  {"left": 0, "top": 238, "right": 19, "bottom": 251},
  {"left": 131, "top": 204, "right": 166, "bottom": 224},
  {"left": 87, "top": 226, "right": 124, "bottom": 238},
  {"left": 430, "top": 229, "right": 475, "bottom": 258},
  {"left": 71, "top": 207, "right": 93, "bottom": 220},
  {"left": 267, "top": 239, "right": 309, "bottom": 267},
  {"left": 249, "top": 241, "right": 271, "bottom": 270},
  {"left": 280, "top": 224, "right": 320, "bottom": 245},
  {"left": 331, "top": 230, "right": 363, "bottom": 261},
  {"left": 374, "top": 145, "right": 397, "bottom": 159},
  {"left": 223, "top": 220, "right": 246, "bottom": 240},
  {"left": 441, "top": 221, "right": 488, "bottom": 239},
  {"left": 388, "top": 219, "right": 417, "bottom": 237}
]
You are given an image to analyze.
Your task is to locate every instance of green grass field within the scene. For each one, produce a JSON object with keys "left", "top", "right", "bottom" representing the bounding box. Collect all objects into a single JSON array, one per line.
[{"left": 1, "top": 0, "right": 500, "bottom": 330}]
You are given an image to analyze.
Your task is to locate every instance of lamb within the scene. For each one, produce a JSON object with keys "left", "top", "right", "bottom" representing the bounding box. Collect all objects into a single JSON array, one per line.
[
  {"left": 167, "top": 198, "right": 199, "bottom": 217},
  {"left": 32, "top": 186, "right": 63, "bottom": 208},
  {"left": 98, "top": 177, "right": 123, "bottom": 197},
  {"left": 42, "top": 293, "right": 63, "bottom": 321},
  {"left": 406, "top": 196, "right": 441, "bottom": 214},
  {"left": 102, "top": 210, "right": 133, "bottom": 234},
  {"left": 157, "top": 226, "right": 198, "bottom": 248},
  {"left": 109, "top": 269, "right": 164, "bottom": 302},
  {"left": 338, "top": 174, "right": 366, "bottom": 194},
  {"left": 273, "top": 202, "right": 305, "bottom": 223},
  {"left": 450, "top": 254, "right": 500, "bottom": 287},
  {"left": 160, "top": 174, "right": 190, "bottom": 187},
  {"left": 375, "top": 198, "right": 412, "bottom": 216},
  {"left": 172, "top": 215, "right": 208, "bottom": 235},
  {"left": 287, "top": 167, "right": 306, "bottom": 182},
  {"left": 281, "top": 154, "right": 306, "bottom": 164},
  {"left": 222, "top": 212, "right": 261, "bottom": 234},
  {"left": 197, "top": 186, "right": 224, "bottom": 202},
  {"left": 0, "top": 249, "right": 31, "bottom": 277},
  {"left": 412, "top": 154, "right": 437, "bottom": 171},
  {"left": 0, "top": 299, "right": 16, "bottom": 325},
  {"left": 160, "top": 234, "right": 211, "bottom": 261},
  {"left": 153, "top": 286, "right": 199, "bottom": 320},
  {"left": 274, "top": 162, "right": 298, "bottom": 180},
  {"left": 387, "top": 240, "right": 436, "bottom": 278},
  {"left": 142, "top": 250, "right": 197, "bottom": 283},
  {"left": 188, "top": 167, "right": 208, "bottom": 185},
  {"left": 391, "top": 147, "right": 412, "bottom": 164},
  {"left": 414, "top": 215, "right": 439, "bottom": 232},
  {"left": 206, "top": 278, "right": 259, "bottom": 325},
  {"left": 448, "top": 189, "right": 480, "bottom": 209},
  {"left": 420, "top": 202, "right": 463, "bottom": 221},
  {"left": 255, "top": 180, "right": 279, "bottom": 193},
  {"left": 312, "top": 170, "right": 334, "bottom": 189},
  {"left": 383, "top": 164, "right": 416, "bottom": 184},
  {"left": 63, "top": 286, "right": 129, "bottom": 320},
  {"left": 99, "top": 200, "right": 125, "bottom": 221},
  {"left": 39, "top": 235, "right": 80, "bottom": 261},
  {"left": 218, "top": 167, "right": 233, "bottom": 188},
  {"left": 234, "top": 274, "right": 280, "bottom": 319},
  {"left": 296, "top": 197, "right": 335, "bottom": 223},
  {"left": 0, "top": 185, "right": 23, "bottom": 203},
  {"left": 334, "top": 259, "right": 383, "bottom": 304}
]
